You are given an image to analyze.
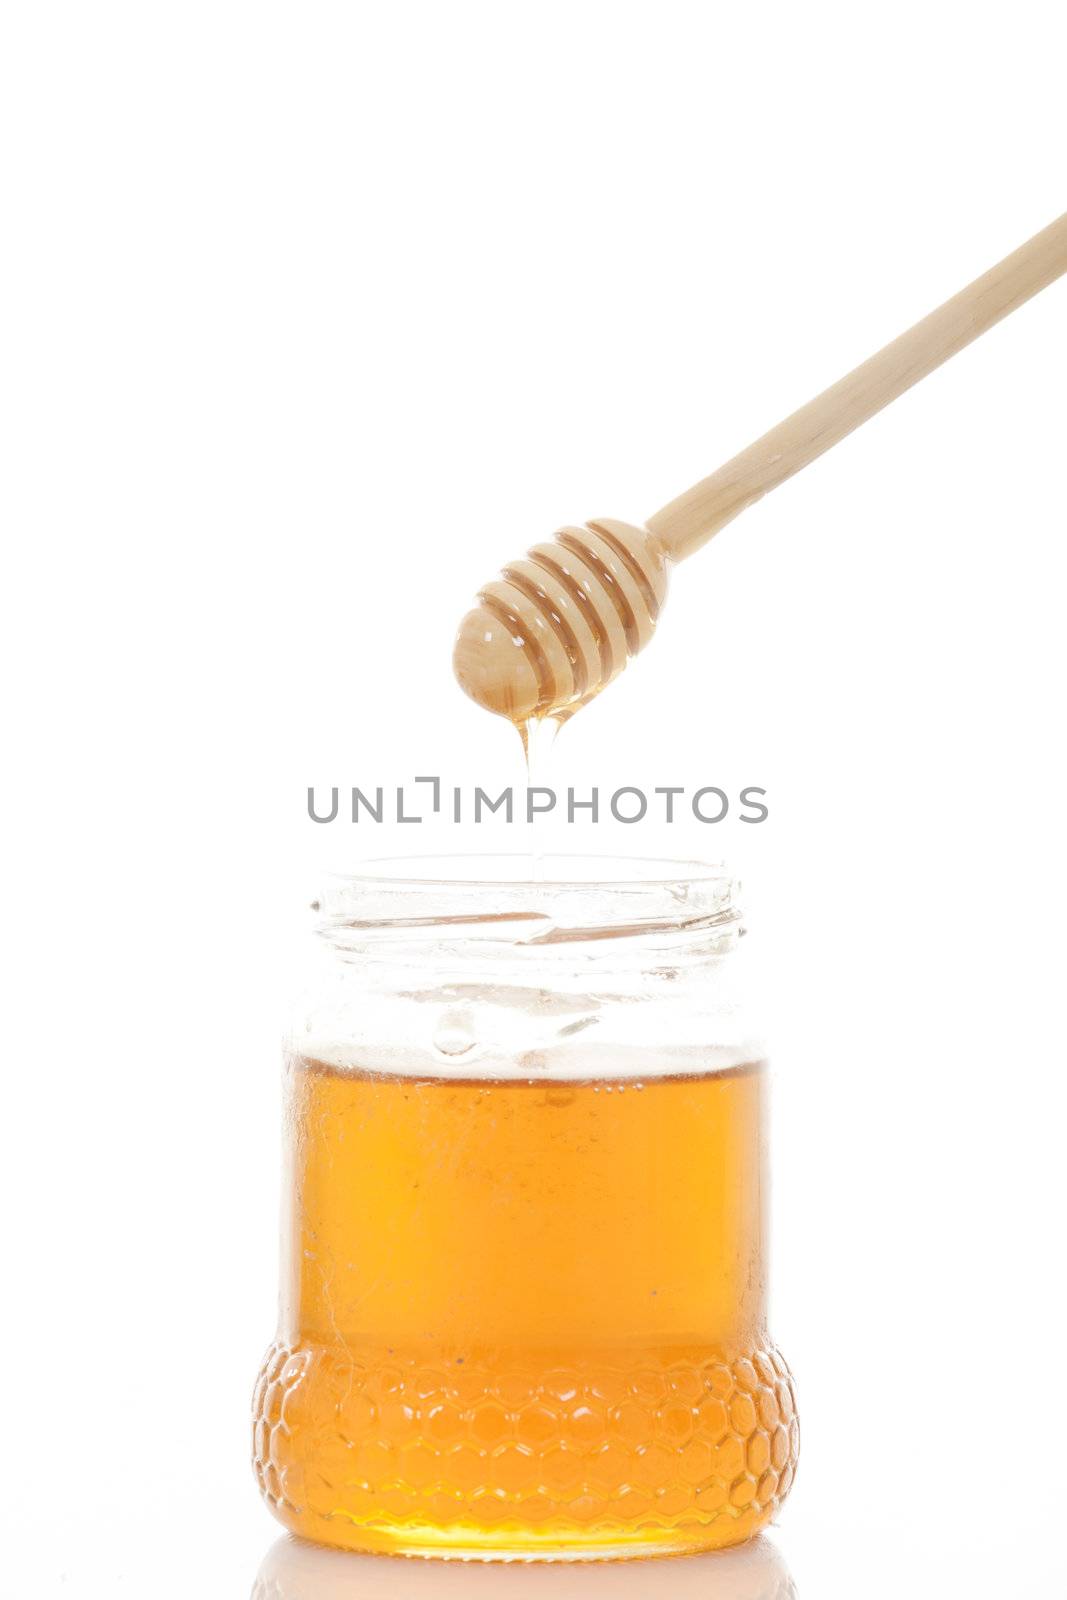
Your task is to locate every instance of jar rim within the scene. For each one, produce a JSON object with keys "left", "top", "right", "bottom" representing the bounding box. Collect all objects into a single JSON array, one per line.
[
  {"left": 314, "top": 855, "right": 741, "bottom": 951},
  {"left": 321, "top": 853, "right": 734, "bottom": 891}
]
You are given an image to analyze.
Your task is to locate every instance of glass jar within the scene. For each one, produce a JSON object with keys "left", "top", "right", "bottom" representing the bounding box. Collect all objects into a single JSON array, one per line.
[{"left": 252, "top": 857, "right": 798, "bottom": 1560}]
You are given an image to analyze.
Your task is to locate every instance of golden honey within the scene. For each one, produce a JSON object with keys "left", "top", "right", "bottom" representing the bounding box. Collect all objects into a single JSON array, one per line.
[{"left": 253, "top": 1053, "right": 798, "bottom": 1558}]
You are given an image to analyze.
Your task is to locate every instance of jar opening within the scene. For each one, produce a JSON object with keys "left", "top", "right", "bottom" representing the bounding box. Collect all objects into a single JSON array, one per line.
[{"left": 315, "top": 855, "right": 741, "bottom": 952}]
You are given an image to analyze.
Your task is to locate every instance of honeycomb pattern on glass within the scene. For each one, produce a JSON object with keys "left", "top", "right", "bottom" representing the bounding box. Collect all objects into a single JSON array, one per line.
[{"left": 252, "top": 1338, "right": 799, "bottom": 1555}]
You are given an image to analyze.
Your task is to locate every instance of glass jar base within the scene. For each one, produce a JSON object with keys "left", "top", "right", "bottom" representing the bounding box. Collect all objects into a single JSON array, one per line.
[
  {"left": 260, "top": 1505, "right": 778, "bottom": 1561},
  {"left": 253, "top": 1338, "right": 798, "bottom": 1562}
]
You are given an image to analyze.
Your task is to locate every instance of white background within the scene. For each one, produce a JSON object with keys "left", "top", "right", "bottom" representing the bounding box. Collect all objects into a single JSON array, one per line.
[{"left": 2, "top": 3, "right": 1066, "bottom": 1596}]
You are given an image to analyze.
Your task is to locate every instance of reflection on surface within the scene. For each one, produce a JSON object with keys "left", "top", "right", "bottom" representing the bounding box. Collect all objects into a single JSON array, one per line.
[{"left": 252, "top": 1534, "right": 795, "bottom": 1600}]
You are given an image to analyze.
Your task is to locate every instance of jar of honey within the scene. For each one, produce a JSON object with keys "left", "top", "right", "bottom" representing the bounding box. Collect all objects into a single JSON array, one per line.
[{"left": 253, "top": 857, "right": 797, "bottom": 1559}]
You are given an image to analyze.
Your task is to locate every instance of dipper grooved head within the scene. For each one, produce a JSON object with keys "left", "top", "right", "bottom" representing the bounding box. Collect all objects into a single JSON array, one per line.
[{"left": 453, "top": 519, "right": 671, "bottom": 724}]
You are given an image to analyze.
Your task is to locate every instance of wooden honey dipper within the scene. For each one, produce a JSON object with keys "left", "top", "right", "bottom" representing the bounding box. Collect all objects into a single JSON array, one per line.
[{"left": 454, "top": 212, "right": 1067, "bottom": 727}]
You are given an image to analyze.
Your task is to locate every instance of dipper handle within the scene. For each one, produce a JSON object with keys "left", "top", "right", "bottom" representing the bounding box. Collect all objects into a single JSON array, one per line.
[{"left": 649, "top": 211, "right": 1067, "bottom": 560}]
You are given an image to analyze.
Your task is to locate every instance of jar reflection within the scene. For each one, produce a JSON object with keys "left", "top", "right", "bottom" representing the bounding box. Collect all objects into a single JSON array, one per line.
[{"left": 251, "top": 1534, "right": 796, "bottom": 1600}]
